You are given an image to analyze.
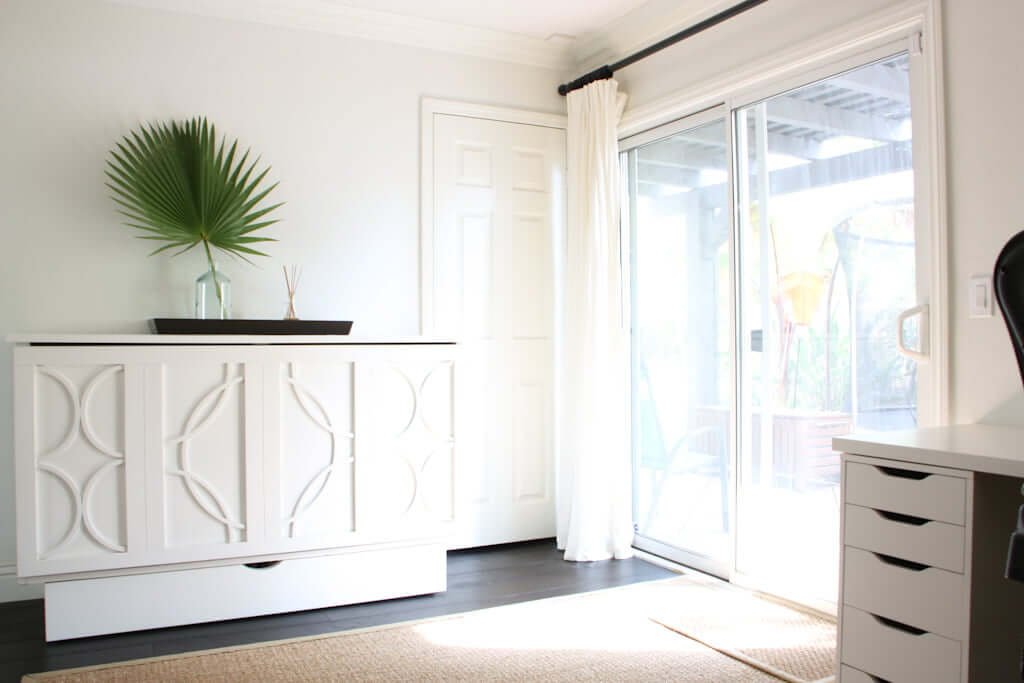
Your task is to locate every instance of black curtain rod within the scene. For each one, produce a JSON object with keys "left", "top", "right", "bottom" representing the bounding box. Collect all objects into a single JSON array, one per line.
[{"left": 557, "top": 0, "right": 769, "bottom": 96}]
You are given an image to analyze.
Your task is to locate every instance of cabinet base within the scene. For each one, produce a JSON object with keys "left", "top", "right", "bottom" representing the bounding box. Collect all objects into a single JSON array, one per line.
[{"left": 44, "top": 543, "right": 446, "bottom": 641}]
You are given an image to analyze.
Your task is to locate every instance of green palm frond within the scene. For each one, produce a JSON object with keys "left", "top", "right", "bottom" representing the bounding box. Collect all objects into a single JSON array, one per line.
[{"left": 106, "top": 118, "right": 283, "bottom": 269}]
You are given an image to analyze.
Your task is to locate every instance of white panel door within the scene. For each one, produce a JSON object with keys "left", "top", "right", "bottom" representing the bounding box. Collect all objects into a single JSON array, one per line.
[{"left": 430, "top": 113, "right": 565, "bottom": 548}]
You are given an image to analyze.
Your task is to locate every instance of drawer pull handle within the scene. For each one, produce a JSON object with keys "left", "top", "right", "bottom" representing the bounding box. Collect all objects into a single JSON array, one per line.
[
  {"left": 244, "top": 561, "right": 282, "bottom": 570},
  {"left": 875, "top": 509, "right": 929, "bottom": 526},
  {"left": 872, "top": 613, "right": 927, "bottom": 635},
  {"left": 874, "top": 552, "right": 928, "bottom": 571},
  {"left": 876, "top": 465, "right": 930, "bottom": 480}
]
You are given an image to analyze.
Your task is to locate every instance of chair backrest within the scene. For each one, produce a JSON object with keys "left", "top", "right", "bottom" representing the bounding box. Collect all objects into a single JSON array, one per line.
[{"left": 994, "top": 230, "right": 1024, "bottom": 389}]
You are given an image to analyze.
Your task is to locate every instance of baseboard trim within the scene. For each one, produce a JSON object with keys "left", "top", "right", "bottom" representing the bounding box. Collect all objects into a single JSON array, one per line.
[{"left": 0, "top": 564, "right": 43, "bottom": 603}]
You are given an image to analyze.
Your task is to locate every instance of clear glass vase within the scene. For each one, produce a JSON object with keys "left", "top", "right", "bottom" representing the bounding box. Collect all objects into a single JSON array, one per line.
[{"left": 195, "top": 266, "right": 231, "bottom": 320}]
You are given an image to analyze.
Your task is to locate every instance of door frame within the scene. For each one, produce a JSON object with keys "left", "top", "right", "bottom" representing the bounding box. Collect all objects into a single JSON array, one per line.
[
  {"left": 419, "top": 98, "right": 567, "bottom": 336},
  {"left": 617, "top": 0, "right": 948, "bottom": 611}
]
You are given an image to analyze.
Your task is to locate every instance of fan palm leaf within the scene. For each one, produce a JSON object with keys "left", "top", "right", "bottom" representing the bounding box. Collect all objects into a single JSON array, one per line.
[{"left": 106, "top": 117, "right": 283, "bottom": 281}]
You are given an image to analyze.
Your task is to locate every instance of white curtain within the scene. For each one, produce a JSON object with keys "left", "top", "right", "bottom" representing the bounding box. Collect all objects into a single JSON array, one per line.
[{"left": 557, "top": 79, "right": 632, "bottom": 562}]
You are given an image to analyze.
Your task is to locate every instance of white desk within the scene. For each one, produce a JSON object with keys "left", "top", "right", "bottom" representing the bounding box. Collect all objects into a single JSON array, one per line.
[{"left": 835, "top": 424, "right": 1024, "bottom": 682}]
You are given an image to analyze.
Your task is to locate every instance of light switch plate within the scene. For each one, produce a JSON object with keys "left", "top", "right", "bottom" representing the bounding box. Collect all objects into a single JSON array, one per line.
[{"left": 968, "top": 274, "right": 993, "bottom": 318}]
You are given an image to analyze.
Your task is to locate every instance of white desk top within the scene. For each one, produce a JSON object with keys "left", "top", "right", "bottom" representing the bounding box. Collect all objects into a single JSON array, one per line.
[
  {"left": 835, "top": 424, "right": 1024, "bottom": 479},
  {"left": 6, "top": 333, "right": 455, "bottom": 346}
]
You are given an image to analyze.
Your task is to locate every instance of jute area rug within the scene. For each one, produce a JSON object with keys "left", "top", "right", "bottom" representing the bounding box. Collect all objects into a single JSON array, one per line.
[
  {"left": 650, "top": 576, "right": 836, "bottom": 683},
  {"left": 24, "top": 576, "right": 836, "bottom": 682}
]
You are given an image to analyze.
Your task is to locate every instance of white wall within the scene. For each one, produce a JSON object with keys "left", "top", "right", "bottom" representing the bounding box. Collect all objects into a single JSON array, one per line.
[
  {"left": 941, "top": 0, "right": 1024, "bottom": 425},
  {"left": 613, "top": 0, "right": 1024, "bottom": 426},
  {"left": 0, "top": 0, "right": 564, "bottom": 600}
]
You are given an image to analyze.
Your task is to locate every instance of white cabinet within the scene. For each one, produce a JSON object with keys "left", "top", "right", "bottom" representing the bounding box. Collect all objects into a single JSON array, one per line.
[{"left": 12, "top": 338, "right": 456, "bottom": 639}]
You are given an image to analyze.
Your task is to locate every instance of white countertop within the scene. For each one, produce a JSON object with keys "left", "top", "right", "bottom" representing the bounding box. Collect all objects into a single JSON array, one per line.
[
  {"left": 835, "top": 423, "right": 1024, "bottom": 479},
  {"left": 6, "top": 333, "right": 455, "bottom": 346}
]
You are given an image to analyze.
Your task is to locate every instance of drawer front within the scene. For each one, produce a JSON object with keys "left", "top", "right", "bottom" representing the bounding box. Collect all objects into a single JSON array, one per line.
[
  {"left": 840, "top": 664, "right": 890, "bottom": 682},
  {"left": 845, "top": 461, "right": 966, "bottom": 525},
  {"left": 841, "top": 605, "right": 961, "bottom": 683},
  {"left": 844, "top": 504, "right": 965, "bottom": 573},
  {"left": 44, "top": 543, "right": 447, "bottom": 640},
  {"left": 843, "top": 546, "right": 966, "bottom": 641}
]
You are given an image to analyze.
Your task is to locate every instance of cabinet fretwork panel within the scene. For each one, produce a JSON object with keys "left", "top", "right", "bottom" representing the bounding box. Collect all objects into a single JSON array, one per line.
[
  {"left": 160, "top": 361, "right": 249, "bottom": 550},
  {"left": 33, "top": 364, "right": 129, "bottom": 564},
  {"left": 355, "top": 360, "right": 455, "bottom": 531},
  {"left": 274, "top": 361, "right": 355, "bottom": 545}
]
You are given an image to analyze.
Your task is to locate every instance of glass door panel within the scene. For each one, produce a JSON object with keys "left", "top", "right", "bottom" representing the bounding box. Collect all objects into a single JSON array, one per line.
[
  {"left": 734, "top": 54, "right": 916, "bottom": 605},
  {"left": 627, "top": 116, "right": 732, "bottom": 576}
]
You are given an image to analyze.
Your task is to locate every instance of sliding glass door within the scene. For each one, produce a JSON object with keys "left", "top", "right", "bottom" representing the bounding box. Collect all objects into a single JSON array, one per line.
[
  {"left": 626, "top": 48, "right": 932, "bottom": 606},
  {"left": 734, "top": 53, "right": 917, "bottom": 606},
  {"left": 625, "top": 109, "right": 733, "bottom": 576}
]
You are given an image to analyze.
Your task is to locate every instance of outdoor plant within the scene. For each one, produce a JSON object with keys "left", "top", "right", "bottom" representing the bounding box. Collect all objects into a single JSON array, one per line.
[{"left": 105, "top": 117, "right": 283, "bottom": 295}]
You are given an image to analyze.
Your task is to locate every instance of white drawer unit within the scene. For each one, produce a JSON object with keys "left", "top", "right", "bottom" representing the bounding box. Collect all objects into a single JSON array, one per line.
[
  {"left": 837, "top": 443, "right": 1024, "bottom": 683},
  {"left": 11, "top": 336, "right": 458, "bottom": 640},
  {"left": 839, "top": 456, "right": 968, "bottom": 682}
]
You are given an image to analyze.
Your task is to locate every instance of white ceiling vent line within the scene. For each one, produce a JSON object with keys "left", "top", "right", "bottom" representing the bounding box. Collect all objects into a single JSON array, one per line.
[{"left": 103, "top": 0, "right": 577, "bottom": 70}]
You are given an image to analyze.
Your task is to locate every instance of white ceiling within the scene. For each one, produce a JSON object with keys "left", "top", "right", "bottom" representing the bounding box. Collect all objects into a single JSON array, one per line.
[{"left": 326, "top": 0, "right": 653, "bottom": 40}]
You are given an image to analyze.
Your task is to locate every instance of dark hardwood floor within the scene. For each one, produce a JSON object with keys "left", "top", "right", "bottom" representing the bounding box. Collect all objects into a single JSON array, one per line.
[{"left": 0, "top": 540, "right": 675, "bottom": 681}]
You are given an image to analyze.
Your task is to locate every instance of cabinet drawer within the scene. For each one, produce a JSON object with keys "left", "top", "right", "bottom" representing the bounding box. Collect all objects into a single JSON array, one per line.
[
  {"left": 44, "top": 543, "right": 447, "bottom": 640},
  {"left": 844, "top": 504, "right": 965, "bottom": 573},
  {"left": 843, "top": 546, "right": 966, "bottom": 641},
  {"left": 844, "top": 461, "right": 966, "bottom": 525},
  {"left": 840, "top": 665, "right": 891, "bottom": 682},
  {"left": 841, "top": 605, "right": 961, "bottom": 683}
]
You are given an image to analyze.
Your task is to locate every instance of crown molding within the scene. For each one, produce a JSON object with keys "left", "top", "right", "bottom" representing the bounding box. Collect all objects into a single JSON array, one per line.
[
  {"left": 104, "top": 0, "right": 576, "bottom": 70},
  {"left": 573, "top": 0, "right": 741, "bottom": 71}
]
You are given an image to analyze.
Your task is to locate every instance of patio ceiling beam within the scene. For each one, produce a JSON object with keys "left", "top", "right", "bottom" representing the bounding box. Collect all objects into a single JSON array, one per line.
[
  {"left": 767, "top": 141, "right": 912, "bottom": 195},
  {"left": 766, "top": 96, "right": 905, "bottom": 142},
  {"left": 636, "top": 162, "right": 705, "bottom": 189},
  {"left": 685, "top": 140, "right": 913, "bottom": 201},
  {"left": 674, "top": 127, "right": 825, "bottom": 160},
  {"left": 637, "top": 142, "right": 727, "bottom": 171},
  {"left": 827, "top": 65, "right": 910, "bottom": 105}
]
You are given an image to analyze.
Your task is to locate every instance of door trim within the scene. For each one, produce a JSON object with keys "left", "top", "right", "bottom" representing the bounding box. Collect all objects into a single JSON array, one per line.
[{"left": 419, "top": 98, "right": 567, "bottom": 336}]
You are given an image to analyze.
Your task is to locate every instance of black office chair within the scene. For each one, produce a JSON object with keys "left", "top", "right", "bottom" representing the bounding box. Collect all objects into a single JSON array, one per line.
[{"left": 993, "top": 229, "right": 1024, "bottom": 582}]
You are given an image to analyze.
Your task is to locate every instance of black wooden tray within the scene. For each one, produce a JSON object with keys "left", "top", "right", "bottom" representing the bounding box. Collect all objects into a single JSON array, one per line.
[{"left": 149, "top": 319, "right": 353, "bottom": 335}]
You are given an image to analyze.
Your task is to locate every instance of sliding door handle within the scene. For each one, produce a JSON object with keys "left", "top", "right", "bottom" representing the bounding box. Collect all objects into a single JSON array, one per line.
[{"left": 896, "top": 303, "right": 929, "bottom": 362}]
